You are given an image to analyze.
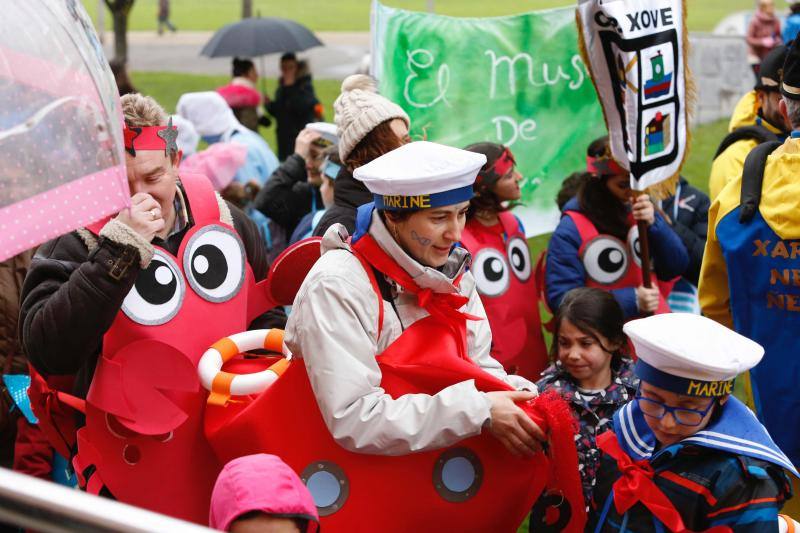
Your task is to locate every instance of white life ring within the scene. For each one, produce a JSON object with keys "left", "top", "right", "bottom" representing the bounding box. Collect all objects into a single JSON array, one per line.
[
  {"left": 779, "top": 514, "right": 799, "bottom": 533},
  {"left": 198, "top": 329, "right": 290, "bottom": 406}
]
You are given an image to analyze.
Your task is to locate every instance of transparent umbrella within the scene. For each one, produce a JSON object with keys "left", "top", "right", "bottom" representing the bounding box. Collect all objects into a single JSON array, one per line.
[{"left": 0, "top": 0, "right": 129, "bottom": 261}]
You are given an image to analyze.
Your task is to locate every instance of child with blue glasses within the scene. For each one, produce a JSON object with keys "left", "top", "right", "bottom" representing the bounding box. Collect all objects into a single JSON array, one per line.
[{"left": 589, "top": 313, "right": 797, "bottom": 532}]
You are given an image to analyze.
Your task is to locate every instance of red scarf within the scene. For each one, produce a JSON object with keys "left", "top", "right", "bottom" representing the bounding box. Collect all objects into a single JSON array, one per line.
[
  {"left": 597, "top": 431, "right": 731, "bottom": 533},
  {"left": 351, "top": 234, "right": 480, "bottom": 359}
]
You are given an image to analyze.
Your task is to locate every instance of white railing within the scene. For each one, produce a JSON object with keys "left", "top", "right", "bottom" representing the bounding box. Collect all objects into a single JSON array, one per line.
[{"left": 0, "top": 467, "right": 214, "bottom": 532}]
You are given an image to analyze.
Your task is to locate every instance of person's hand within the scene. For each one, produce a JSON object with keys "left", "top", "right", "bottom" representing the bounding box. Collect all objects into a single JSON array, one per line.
[
  {"left": 245, "top": 180, "right": 261, "bottom": 200},
  {"left": 485, "top": 390, "right": 546, "bottom": 458},
  {"left": 631, "top": 193, "right": 655, "bottom": 226},
  {"left": 294, "top": 128, "right": 321, "bottom": 161},
  {"left": 763, "top": 36, "right": 775, "bottom": 48},
  {"left": 635, "top": 285, "right": 660, "bottom": 314},
  {"left": 115, "top": 193, "right": 165, "bottom": 242},
  {"left": 220, "top": 182, "right": 248, "bottom": 209}
]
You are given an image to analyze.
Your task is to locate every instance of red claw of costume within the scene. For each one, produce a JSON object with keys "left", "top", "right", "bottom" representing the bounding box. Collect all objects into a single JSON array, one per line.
[{"left": 87, "top": 340, "right": 199, "bottom": 435}]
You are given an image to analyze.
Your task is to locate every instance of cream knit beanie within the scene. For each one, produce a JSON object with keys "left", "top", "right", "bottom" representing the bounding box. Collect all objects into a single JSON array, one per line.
[{"left": 334, "top": 75, "right": 410, "bottom": 162}]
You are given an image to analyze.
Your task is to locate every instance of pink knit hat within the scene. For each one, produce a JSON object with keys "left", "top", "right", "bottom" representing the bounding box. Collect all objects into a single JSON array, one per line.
[
  {"left": 209, "top": 454, "right": 320, "bottom": 532},
  {"left": 179, "top": 142, "right": 247, "bottom": 191}
]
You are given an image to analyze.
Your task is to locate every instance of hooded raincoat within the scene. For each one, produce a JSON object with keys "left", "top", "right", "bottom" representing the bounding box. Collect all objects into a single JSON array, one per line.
[
  {"left": 699, "top": 134, "right": 800, "bottom": 507},
  {"left": 709, "top": 91, "right": 785, "bottom": 201}
]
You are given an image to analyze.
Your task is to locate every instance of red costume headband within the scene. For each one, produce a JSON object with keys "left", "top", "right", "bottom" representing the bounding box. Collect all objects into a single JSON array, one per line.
[
  {"left": 124, "top": 117, "right": 179, "bottom": 158},
  {"left": 475, "top": 147, "right": 515, "bottom": 187},
  {"left": 586, "top": 155, "right": 625, "bottom": 177}
]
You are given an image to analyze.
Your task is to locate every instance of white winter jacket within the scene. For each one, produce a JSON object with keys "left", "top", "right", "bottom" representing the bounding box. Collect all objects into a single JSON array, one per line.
[{"left": 284, "top": 209, "right": 536, "bottom": 456}]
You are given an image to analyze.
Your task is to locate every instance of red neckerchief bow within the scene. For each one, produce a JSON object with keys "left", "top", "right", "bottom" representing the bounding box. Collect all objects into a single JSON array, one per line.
[
  {"left": 597, "top": 431, "right": 731, "bottom": 533},
  {"left": 352, "top": 234, "right": 480, "bottom": 359}
]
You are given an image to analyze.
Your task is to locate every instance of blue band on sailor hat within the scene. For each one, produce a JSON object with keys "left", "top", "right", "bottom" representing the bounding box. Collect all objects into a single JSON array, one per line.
[
  {"left": 374, "top": 184, "right": 475, "bottom": 211},
  {"left": 634, "top": 359, "right": 734, "bottom": 398}
]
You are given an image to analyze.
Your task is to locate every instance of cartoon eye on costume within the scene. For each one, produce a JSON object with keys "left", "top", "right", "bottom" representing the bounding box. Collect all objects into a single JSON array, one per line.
[
  {"left": 432, "top": 448, "right": 483, "bottom": 503},
  {"left": 506, "top": 237, "right": 532, "bottom": 282},
  {"left": 301, "top": 461, "right": 350, "bottom": 516},
  {"left": 627, "top": 225, "right": 643, "bottom": 267},
  {"left": 472, "top": 248, "right": 510, "bottom": 297},
  {"left": 581, "top": 236, "right": 629, "bottom": 285},
  {"left": 183, "top": 225, "right": 245, "bottom": 303},
  {"left": 122, "top": 250, "right": 185, "bottom": 325}
]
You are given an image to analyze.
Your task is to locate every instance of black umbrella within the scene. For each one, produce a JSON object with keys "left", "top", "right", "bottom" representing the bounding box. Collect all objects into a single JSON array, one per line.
[{"left": 200, "top": 17, "right": 323, "bottom": 58}]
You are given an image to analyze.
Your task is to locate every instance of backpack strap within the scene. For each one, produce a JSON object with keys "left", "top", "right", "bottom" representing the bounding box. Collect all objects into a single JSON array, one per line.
[
  {"left": 497, "top": 211, "right": 522, "bottom": 239},
  {"left": 739, "top": 140, "right": 782, "bottom": 223},
  {"left": 352, "top": 248, "right": 385, "bottom": 340},
  {"left": 178, "top": 172, "right": 219, "bottom": 225},
  {"left": 564, "top": 210, "right": 599, "bottom": 248},
  {"left": 458, "top": 221, "right": 480, "bottom": 253},
  {"left": 713, "top": 124, "right": 779, "bottom": 160}
]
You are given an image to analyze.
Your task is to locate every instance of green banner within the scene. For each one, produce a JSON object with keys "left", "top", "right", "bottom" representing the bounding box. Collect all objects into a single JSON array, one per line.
[{"left": 372, "top": 2, "right": 606, "bottom": 235}]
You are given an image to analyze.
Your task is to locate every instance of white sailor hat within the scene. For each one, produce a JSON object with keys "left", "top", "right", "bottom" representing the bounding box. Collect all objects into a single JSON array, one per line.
[
  {"left": 624, "top": 314, "right": 764, "bottom": 398},
  {"left": 353, "top": 141, "right": 487, "bottom": 211},
  {"left": 305, "top": 122, "right": 339, "bottom": 146}
]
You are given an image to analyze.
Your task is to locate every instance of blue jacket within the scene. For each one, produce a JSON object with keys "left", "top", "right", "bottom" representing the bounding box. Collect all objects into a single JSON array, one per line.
[
  {"left": 545, "top": 198, "right": 688, "bottom": 318},
  {"left": 228, "top": 128, "right": 280, "bottom": 186},
  {"left": 783, "top": 14, "right": 800, "bottom": 45},
  {"left": 660, "top": 177, "right": 710, "bottom": 286}
]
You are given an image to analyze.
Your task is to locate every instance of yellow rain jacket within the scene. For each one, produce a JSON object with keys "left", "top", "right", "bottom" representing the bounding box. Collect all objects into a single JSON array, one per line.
[
  {"left": 700, "top": 136, "right": 800, "bottom": 326},
  {"left": 727, "top": 90, "right": 759, "bottom": 133},
  {"left": 708, "top": 91, "right": 784, "bottom": 201}
]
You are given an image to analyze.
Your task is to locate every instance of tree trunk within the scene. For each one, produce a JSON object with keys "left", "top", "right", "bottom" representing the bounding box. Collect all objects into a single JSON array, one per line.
[
  {"left": 104, "top": 0, "right": 135, "bottom": 64},
  {"left": 111, "top": 9, "right": 128, "bottom": 62},
  {"left": 242, "top": 0, "right": 252, "bottom": 18}
]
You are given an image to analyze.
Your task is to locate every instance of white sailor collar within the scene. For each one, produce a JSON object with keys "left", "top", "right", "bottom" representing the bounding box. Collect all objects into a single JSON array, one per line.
[{"left": 612, "top": 398, "right": 798, "bottom": 477}]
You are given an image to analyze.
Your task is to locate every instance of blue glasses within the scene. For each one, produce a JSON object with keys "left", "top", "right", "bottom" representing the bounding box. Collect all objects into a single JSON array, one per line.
[{"left": 635, "top": 392, "right": 716, "bottom": 427}]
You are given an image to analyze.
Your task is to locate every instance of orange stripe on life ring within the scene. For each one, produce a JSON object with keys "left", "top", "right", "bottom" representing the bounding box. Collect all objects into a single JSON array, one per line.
[
  {"left": 268, "top": 358, "right": 290, "bottom": 376},
  {"left": 780, "top": 515, "right": 796, "bottom": 533},
  {"left": 263, "top": 329, "right": 284, "bottom": 353},
  {"left": 207, "top": 371, "right": 237, "bottom": 406},
  {"left": 211, "top": 337, "right": 239, "bottom": 363}
]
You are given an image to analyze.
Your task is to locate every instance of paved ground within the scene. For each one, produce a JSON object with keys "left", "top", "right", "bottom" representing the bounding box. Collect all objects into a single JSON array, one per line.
[{"left": 102, "top": 30, "right": 370, "bottom": 79}]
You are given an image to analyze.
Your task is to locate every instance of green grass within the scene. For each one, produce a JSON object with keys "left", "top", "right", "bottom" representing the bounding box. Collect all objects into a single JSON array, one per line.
[
  {"left": 682, "top": 118, "right": 729, "bottom": 197},
  {"left": 84, "top": 0, "right": 792, "bottom": 33}
]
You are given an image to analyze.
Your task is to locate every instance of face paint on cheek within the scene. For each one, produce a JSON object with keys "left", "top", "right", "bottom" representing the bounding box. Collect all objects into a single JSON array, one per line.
[{"left": 411, "top": 230, "right": 432, "bottom": 246}]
